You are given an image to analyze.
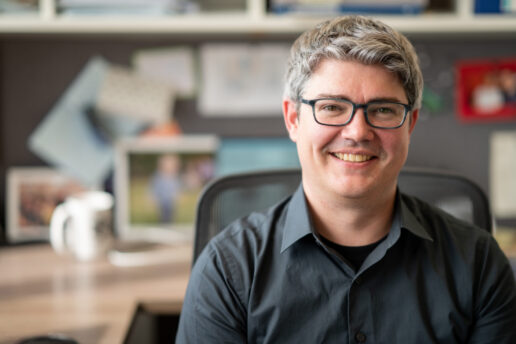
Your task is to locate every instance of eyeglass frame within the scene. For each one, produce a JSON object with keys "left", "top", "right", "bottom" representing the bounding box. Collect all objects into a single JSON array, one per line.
[{"left": 300, "top": 97, "right": 412, "bottom": 129}]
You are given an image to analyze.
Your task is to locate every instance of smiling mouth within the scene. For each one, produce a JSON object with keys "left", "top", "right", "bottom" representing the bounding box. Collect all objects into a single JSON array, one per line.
[{"left": 332, "top": 152, "right": 374, "bottom": 162}]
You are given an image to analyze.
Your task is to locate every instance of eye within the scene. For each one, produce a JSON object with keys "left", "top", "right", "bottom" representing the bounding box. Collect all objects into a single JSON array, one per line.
[
  {"left": 321, "top": 104, "right": 342, "bottom": 112},
  {"left": 316, "top": 100, "right": 350, "bottom": 114},
  {"left": 376, "top": 106, "right": 395, "bottom": 113},
  {"left": 368, "top": 103, "right": 402, "bottom": 117}
]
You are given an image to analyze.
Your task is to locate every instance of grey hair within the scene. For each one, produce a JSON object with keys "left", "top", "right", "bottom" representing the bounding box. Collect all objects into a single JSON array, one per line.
[{"left": 284, "top": 15, "right": 423, "bottom": 110}]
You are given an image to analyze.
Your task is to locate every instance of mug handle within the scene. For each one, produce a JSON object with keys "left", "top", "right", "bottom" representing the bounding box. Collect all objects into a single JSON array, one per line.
[{"left": 49, "top": 203, "right": 70, "bottom": 255}]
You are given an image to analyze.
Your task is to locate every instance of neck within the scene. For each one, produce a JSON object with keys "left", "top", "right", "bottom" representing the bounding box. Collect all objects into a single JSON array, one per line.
[{"left": 304, "top": 182, "right": 397, "bottom": 247}]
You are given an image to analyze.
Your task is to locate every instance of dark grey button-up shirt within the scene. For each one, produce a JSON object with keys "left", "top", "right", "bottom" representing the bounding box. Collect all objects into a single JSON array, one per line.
[{"left": 177, "top": 185, "right": 516, "bottom": 343}]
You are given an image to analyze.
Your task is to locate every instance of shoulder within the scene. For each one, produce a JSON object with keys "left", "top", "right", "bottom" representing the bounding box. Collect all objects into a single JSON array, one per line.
[
  {"left": 399, "top": 192, "right": 505, "bottom": 280},
  {"left": 191, "top": 196, "right": 291, "bottom": 296},
  {"left": 400, "top": 193, "right": 512, "bottom": 285},
  {"left": 400, "top": 192, "right": 491, "bottom": 246},
  {"left": 400, "top": 193, "right": 516, "bottom": 303},
  {"left": 209, "top": 196, "right": 289, "bottom": 258}
]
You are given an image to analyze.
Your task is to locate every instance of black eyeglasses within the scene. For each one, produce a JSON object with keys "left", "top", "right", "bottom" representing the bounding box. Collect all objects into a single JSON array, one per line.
[{"left": 300, "top": 98, "right": 411, "bottom": 129}]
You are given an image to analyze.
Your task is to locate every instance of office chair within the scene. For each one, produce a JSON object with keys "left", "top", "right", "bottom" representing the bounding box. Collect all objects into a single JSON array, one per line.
[{"left": 193, "top": 167, "right": 493, "bottom": 263}]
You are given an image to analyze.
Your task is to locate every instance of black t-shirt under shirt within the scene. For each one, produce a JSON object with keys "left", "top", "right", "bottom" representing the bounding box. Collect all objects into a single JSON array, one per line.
[{"left": 320, "top": 235, "right": 387, "bottom": 271}]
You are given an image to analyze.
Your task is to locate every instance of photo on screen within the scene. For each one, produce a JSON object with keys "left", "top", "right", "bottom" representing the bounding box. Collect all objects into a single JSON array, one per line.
[{"left": 115, "top": 135, "right": 218, "bottom": 243}]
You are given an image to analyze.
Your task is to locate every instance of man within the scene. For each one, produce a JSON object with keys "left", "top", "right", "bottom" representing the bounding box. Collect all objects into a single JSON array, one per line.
[{"left": 177, "top": 16, "right": 516, "bottom": 343}]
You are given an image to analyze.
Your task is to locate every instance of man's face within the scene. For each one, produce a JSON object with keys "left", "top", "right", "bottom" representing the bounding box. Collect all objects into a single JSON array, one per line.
[{"left": 283, "top": 58, "right": 418, "bottom": 203}]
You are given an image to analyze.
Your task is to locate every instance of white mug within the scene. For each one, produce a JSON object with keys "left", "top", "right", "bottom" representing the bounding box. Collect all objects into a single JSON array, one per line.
[{"left": 50, "top": 191, "right": 114, "bottom": 261}]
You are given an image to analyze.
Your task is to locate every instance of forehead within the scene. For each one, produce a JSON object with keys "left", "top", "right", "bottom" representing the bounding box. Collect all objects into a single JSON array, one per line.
[{"left": 304, "top": 58, "right": 406, "bottom": 102}]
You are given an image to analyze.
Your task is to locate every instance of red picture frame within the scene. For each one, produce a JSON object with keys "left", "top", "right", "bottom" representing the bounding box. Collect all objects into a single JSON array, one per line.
[{"left": 456, "top": 58, "right": 516, "bottom": 122}]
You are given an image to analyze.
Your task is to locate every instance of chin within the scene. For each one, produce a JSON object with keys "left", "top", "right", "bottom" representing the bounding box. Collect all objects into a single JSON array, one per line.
[
  {"left": 327, "top": 176, "right": 376, "bottom": 200},
  {"left": 336, "top": 186, "right": 375, "bottom": 200},
  {"left": 333, "top": 171, "right": 397, "bottom": 200}
]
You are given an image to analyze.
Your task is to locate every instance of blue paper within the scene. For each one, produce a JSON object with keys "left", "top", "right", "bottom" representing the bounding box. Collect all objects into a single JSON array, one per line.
[
  {"left": 216, "top": 138, "right": 300, "bottom": 176},
  {"left": 28, "top": 56, "right": 113, "bottom": 186}
]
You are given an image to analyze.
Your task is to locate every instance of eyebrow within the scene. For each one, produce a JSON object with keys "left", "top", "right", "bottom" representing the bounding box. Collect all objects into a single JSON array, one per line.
[{"left": 315, "top": 94, "right": 406, "bottom": 104}]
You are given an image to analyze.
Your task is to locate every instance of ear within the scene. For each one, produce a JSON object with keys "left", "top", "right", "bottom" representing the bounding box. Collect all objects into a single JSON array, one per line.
[
  {"left": 408, "top": 109, "right": 419, "bottom": 135},
  {"left": 283, "top": 97, "right": 300, "bottom": 142}
]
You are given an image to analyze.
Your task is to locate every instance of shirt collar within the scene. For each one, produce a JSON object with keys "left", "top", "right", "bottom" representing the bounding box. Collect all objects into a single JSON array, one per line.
[
  {"left": 398, "top": 191, "right": 434, "bottom": 242},
  {"left": 280, "top": 185, "right": 434, "bottom": 253},
  {"left": 281, "top": 184, "right": 313, "bottom": 252}
]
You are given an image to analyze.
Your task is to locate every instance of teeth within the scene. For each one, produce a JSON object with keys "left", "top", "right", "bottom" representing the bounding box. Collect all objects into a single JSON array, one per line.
[{"left": 333, "top": 152, "right": 372, "bottom": 162}]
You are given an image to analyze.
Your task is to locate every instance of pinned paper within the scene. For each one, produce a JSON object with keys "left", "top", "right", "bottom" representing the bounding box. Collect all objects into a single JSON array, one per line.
[
  {"left": 490, "top": 130, "right": 516, "bottom": 218},
  {"left": 96, "top": 65, "right": 175, "bottom": 124},
  {"left": 199, "top": 43, "right": 290, "bottom": 117},
  {"left": 133, "top": 47, "right": 196, "bottom": 98},
  {"left": 28, "top": 57, "right": 113, "bottom": 187}
]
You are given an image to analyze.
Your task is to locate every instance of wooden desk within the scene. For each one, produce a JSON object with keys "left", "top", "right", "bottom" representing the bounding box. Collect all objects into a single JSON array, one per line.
[{"left": 0, "top": 243, "right": 191, "bottom": 344}]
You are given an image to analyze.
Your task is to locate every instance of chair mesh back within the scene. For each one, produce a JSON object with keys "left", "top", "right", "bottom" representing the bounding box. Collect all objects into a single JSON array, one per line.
[
  {"left": 193, "top": 169, "right": 301, "bottom": 262},
  {"left": 193, "top": 167, "right": 492, "bottom": 264},
  {"left": 398, "top": 168, "right": 492, "bottom": 233}
]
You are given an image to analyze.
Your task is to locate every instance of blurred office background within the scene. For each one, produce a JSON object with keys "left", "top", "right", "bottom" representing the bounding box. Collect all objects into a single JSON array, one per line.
[{"left": 1, "top": 0, "right": 516, "bottom": 246}]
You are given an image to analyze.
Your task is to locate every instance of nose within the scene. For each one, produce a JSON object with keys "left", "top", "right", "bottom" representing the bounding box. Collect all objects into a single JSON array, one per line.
[{"left": 340, "top": 108, "right": 374, "bottom": 142}]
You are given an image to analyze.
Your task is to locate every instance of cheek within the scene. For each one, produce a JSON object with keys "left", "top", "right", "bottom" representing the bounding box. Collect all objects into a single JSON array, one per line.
[
  {"left": 295, "top": 126, "right": 338, "bottom": 167},
  {"left": 307, "top": 125, "right": 341, "bottom": 150},
  {"left": 382, "top": 132, "right": 410, "bottom": 162}
]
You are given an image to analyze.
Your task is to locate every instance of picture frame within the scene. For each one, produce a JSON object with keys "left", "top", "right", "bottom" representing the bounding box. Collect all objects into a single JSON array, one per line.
[
  {"left": 456, "top": 58, "right": 516, "bottom": 122},
  {"left": 114, "top": 135, "right": 218, "bottom": 243},
  {"left": 6, "top": 167, "right": 90, "bottom": 243}
]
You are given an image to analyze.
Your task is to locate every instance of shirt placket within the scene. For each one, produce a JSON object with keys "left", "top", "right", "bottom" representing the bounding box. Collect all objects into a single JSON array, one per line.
[
  {"left": 347, "top": 272, "right": 375, "bottom": 344},
  {"left": 315, "top": 235, "right": 372, "bottom": 343},
  {"left": 315, "top": 220, "right": 401, "bottom": 344}
]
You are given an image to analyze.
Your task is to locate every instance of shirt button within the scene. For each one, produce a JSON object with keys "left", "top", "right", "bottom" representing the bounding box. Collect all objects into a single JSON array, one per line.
[{"left": 355, "top": 331, "right": 367, "bottom": 343}]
